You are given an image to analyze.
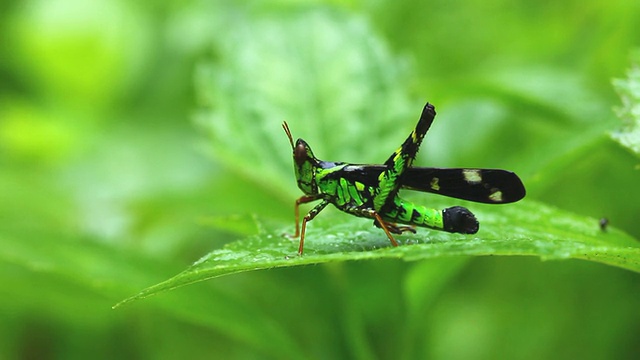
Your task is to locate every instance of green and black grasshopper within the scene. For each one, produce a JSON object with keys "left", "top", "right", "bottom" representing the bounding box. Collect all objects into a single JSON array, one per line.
[{"left": 283, "top": 102, "right": 525, "bottom": 255}]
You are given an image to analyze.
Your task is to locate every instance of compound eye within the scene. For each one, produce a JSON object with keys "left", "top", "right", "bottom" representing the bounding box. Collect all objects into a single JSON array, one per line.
[{"left": 294, "top": 142, "right": 307, "bottom": 166}]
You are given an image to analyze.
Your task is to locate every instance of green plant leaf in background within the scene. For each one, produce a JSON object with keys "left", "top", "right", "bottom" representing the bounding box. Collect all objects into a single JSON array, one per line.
[
  {"left": 116, "top": 198, "right": 640, "bottom": 307},
  {"left": 194, "top": 9, "right": 415, "bottom": 200},
  {"left": 611, "top": 51, "right": 640, "bottom": 158}
]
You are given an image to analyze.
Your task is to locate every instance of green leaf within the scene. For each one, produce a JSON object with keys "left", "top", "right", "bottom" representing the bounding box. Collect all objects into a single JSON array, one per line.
[
  {"left": 611, "top": 51, "right": 640, "bottom": 157},
  {"left": 115, "top": 199, "right": 640, "bottom": 307},
  {"left": 194, "top": 9, "right": 415, "bottom": 200}
]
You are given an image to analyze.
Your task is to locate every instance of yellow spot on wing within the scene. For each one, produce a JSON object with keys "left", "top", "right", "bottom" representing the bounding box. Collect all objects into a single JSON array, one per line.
[
  {"left": 430, "top": 177, "right": 440, "bottom": 191},
  {"left": 489, "top": 190, "right": 503, "bottom": 202},
  {"left": 463, "top": 169, "right": 482, "bottom": 184}
]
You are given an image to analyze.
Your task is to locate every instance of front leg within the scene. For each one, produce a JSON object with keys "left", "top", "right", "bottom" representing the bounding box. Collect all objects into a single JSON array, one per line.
[
  {"left": 298, "top": 199, "right": 330, "bottom": 255},
  {"left": 285, "top": 194, "right": 323, "bottom": 239}
]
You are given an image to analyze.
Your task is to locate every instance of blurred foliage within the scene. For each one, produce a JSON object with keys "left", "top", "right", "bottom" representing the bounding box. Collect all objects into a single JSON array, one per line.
[
  {"left": 611, "top": 50, "right": 640, "bottom": 157},
  {"left": 2, "top": 0, "right": 640, "bottom": 359}
]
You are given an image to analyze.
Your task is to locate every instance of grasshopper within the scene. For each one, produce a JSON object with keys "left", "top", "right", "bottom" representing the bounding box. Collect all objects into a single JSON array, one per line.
[{"left": 283, "top": 102, "right": 525, "bottom": 255}]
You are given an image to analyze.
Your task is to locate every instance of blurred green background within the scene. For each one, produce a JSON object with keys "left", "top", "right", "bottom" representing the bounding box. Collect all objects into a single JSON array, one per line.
[{"left": 2, "top": 0, "right": 640, "bottom": 359}]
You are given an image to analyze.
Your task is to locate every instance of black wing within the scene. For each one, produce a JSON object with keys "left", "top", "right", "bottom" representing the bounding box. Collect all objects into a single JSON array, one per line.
[
  {"left": 341, "top": 165, "right": 526, "bottom": 204},
  {"left": 402, "top": 167, "right": 525, "bottom": 204}
]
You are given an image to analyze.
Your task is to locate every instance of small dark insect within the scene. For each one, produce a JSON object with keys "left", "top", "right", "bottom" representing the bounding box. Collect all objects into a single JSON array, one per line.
[
  {"left": 599, "top": 218, "right": 609, "bottom": 232},
  {"left": 283, "top": 102, "right": 526, "bottom": 255}
]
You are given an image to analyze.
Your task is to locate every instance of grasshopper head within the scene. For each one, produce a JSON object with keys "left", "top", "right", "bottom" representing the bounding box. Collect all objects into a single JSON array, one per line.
[{"left": 282, "top": 121, "right": 319, "bottom": 195}]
